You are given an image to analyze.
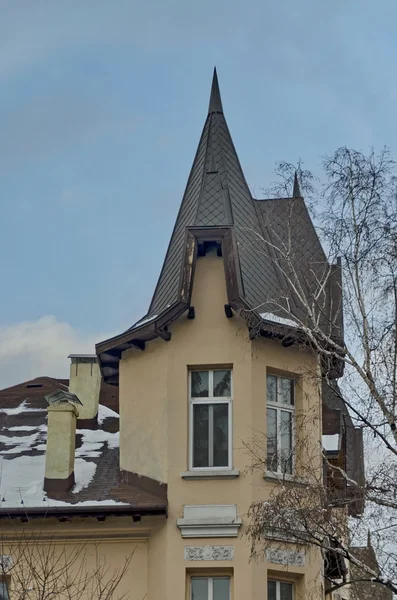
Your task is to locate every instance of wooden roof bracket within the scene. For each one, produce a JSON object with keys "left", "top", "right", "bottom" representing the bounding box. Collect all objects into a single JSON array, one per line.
[{"left": 157, "top": 327, "right": 171, "bottom": 342}]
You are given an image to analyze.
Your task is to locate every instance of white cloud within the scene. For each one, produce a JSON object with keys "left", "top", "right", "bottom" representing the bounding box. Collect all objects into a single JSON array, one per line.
[{"left": 0, "top": 315, "right": 110, "bottom": 389}]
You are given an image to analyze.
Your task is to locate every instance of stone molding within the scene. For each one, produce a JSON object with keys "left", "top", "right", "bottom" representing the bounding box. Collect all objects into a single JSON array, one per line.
[
  {"left": 181, "top": 469, "right": 240, "bottom": 480},
  {"left": 266, "top": 548, "right": 305, "bottom": 567},
  {"left": 177, "top": 504, "right": 242, "bottom": 538},
  {"left": 184, "top": 545, "right": 234, "bottom": 561}
]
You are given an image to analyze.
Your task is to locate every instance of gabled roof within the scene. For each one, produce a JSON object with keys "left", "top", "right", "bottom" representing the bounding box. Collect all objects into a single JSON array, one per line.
[
  {"left": 97, "top": 69, "right": 343, "bottom": 384},
  {"left": 0, "top": 377, "right": 166, "bottom": 518}
]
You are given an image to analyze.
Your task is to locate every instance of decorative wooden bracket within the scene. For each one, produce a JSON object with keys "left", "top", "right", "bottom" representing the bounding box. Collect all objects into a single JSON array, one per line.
[
  {"left": 157, "top": 328, "right": 171, "bottom": 341},
  {"left": 224, "top": 304, "right": 233, "bottom": 318}
]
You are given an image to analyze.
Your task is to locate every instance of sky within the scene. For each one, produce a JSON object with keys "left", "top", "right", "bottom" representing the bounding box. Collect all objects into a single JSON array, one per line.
[{"left": 1, "top": 0, "right": 397, "bottom": 387}]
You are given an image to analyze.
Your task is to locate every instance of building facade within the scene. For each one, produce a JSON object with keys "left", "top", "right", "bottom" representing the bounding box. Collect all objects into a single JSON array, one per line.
[{"left": 0, "top": 71, "right": 366, "bottom": 600}]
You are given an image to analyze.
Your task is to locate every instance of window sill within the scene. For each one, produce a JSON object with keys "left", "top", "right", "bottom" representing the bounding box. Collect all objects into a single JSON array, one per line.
[
  {"left": 181, "top": 469, "right": 240, "bottom": 480},
  {"left": 264, "top": 471, "right": 305, "bottom": 485}
]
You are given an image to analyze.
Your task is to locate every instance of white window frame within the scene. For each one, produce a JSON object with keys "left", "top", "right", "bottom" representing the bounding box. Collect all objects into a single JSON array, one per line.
[
  {"left": 266, "top": 374, "right": 295, "bottom": 475},
  {"left": 190, "top": 576, "right": 231, "bottom": 600},
  {"left": 267, "top": 579, "right": 294, "bottom": 600},
  {"left": 189, "top": 369, "right": 233, "bottom": 471}
]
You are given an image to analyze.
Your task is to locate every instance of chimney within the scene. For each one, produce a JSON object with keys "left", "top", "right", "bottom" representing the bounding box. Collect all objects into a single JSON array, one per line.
[
  {"left": 43, "top": 391, "right": 81, "bottom": 493},
  {"left": 68, "top": 354, "right": 101, "bottom": 427}
]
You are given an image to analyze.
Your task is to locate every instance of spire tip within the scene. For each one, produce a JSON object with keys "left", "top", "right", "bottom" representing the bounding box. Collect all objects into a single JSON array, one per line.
[
  {"left": 208, "top": 67, "right": 223, "bottom": 114},
  {"left": 293, "top": 171, "right": 301, "bottom": 198}
]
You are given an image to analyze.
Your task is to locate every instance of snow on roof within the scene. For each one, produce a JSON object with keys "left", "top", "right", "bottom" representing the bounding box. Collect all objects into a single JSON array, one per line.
[
  {"left": 0, "top": 399, "right": 46, "bottom": 415},
  {"left": 97, "top": 403, "right": 119, "bottom": 425},
  {"left": 134, "top": 313, "right": 158, "bottom": 328},
  {"left": 322, "top": 434, "right": 340, "bottom": 453},
  {"left": 8, "top": 426, "right": 41, "bottom": 432},
  {"left": 260, "top": 312, "right": 299, "bottom": 328},
  {"left": 0, "top": 401, "right": 122, "bottom": 509}
]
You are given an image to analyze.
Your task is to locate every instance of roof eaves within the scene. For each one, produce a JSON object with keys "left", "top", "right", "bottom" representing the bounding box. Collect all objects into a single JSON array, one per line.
[
  {"left": 96, "top": 302, "right": 189, "bottom": 384},
  {"left": 97, "top": 302, "right": 187, "bottom": 354},
  {"left": 0, "top": 503, "right": 167, "bottom": 520}
]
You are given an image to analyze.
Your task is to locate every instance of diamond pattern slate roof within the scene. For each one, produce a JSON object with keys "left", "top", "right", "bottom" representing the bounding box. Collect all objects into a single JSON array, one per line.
[
  {"left": 98, "top": 69, "right": 343, "bottom": 384},
  {"left": 147, "top": 68, "right": 284, "bottom": 318},
  {"left": 255, "top": 197, "right": 342, "bottom": 334},
  {"left": 135, "top": 69, "right": 341, "bottom": 335}
]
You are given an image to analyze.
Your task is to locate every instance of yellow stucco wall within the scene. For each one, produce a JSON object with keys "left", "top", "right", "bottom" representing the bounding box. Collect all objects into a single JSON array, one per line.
[
  {"left": 6, "top": 252, "right": 324, "bottom": 600},
  {"left": 0, "top": 518, "right": 150, "bottom": 600},
  {"left": 118, "top": 251, "right": 324, "bottom": 599}
]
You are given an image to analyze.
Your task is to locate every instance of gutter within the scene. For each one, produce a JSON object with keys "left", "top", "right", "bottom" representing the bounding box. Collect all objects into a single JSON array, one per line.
[{"left": 0, "top": 503, "right": 167, "bottom": 521}]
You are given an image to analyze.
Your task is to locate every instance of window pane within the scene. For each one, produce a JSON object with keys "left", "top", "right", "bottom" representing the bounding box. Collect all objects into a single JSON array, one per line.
[
  {"left": 267, "top": 408, "right": 278, "bottom": 471},
  {"left": 280, "top": 377, "right": 294, "bottom": 405},
  {"left": 267, "top": 580, "right": 277, "bottom": 600},
  {"left": 213, "top": 577, "right": 230, "bottom": 600},
  {"left": 213, "top": 404, "right": 229, "bottom": 467},
  {"left": 213, "top": 370, "right": 231, "bottom": 397},
  {"left": 191, "top": 578, "right": 208, "bottom": 600},
  {"left": 0, "top": 581, "right": 9, "bottom": 600},
  {"left": 193, "top": 404, "right": 209, "bottom": 467},
  {"left": 267, "top": 374, "right": 277, "bottom": 403},
  {"left": 214, "top": 371, "right": 232, "bottom": 397},
  {"left": 280, "top": 410, "right": 293, "bottom": 474},
  {"left": 191, "top": 371, "right": 209, "bottom": 397},
  {"left": 280, "top": 582, "right": 293, "bottom": 600}
]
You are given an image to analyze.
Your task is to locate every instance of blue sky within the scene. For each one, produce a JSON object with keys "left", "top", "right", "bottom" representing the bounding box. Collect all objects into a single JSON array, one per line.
[{"left": 1, "top": 0, "right": 397, "bottom": 385}]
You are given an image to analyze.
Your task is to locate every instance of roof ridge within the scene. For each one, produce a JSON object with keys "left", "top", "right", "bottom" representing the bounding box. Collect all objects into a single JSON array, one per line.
[{"left": 0, "top": 376, "right": 65, "bottom": 394}]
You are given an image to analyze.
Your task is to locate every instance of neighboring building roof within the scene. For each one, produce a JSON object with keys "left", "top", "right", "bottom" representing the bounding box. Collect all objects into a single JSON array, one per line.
[
  {"left": 0, "top": 377, "right": 166, "bottom": 518},
  {"left": 97, "top": 69, "right": 343, "bottom": 384},
  {"left": 349, "top": 535, "right": 393, "bottom": 600}
]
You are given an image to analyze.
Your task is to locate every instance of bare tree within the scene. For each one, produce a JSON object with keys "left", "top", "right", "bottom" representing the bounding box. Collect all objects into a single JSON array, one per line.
[
  {"left": 0, "top": 530, "right": 137, "bottom": 600},
  {"left": 245, "top": 148, "right": 397, "bottom": 597}
]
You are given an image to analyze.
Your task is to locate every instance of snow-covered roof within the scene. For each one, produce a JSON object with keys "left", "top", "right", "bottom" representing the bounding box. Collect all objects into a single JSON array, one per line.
[
  {"left": 0, "top": 401, "right": 122, "bottom": 509},
  {"left": 0, "top": 377, "right": 166, "bottom": 515}
]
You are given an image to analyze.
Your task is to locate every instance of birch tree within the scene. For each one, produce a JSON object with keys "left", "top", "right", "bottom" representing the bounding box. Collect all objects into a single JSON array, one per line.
[
  {"left": 246, "top": 148, "right": 397, "bottom": 597},
  {"left": 0, "top": 532, "right": 135, "bottom": 600}
]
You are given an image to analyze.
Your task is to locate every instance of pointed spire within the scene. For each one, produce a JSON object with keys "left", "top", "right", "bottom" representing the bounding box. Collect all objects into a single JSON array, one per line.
[
  {"left": 207, "top": 152, "right": 218, "bottom": 174},
  {"left": 293, "top": 171, "right": 301, "bottom": 198},
  {"left": 208, "top": 67, "right": 223, "bottom": 114},
  {"left": 147, "top": 65, "right": 259, "bottom": 317}
]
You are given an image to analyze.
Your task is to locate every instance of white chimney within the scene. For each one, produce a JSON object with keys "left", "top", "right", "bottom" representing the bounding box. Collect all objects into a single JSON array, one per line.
[
  {"left": 68, "top": 354, "right": 101, "bottom": 426},
  {"left": 44, "top": 391, "right": 80, "bottom": 493}
]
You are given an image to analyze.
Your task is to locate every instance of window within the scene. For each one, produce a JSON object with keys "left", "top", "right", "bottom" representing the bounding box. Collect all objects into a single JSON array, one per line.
[
  {"left": 191, "top": 576, "right": 230, "bottom": 600},
  {"left": 266, "top": 374, "right": 294, "bottom": 474},
  {"left": 190, "top": 369, "right": 232, "bottom": 469},
  {"left": 268, "top": 579, "right": 293, "bottom": 600},
  {"left": 0, "top": 578, "right": 9, "bottom": 600}
]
